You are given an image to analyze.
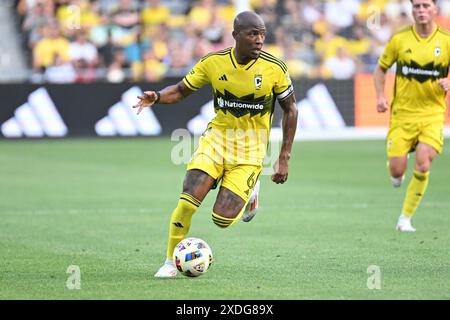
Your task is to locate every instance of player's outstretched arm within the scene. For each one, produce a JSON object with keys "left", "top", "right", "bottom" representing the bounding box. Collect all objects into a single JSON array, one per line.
[
  {"left": 272, "top": 93, "right": 297, "bottom": 184},
  {"left": 373, "top": 65, "right": 390, "bottom": 113},
  {"left": 133, "top": 81, "right": 194, "bottom": 114}
]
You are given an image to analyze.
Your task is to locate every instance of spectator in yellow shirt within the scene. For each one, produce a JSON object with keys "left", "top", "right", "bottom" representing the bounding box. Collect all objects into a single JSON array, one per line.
[
  {"left": 33, "top": 23, "right": 70, "bottom": 70},
  {"left": 141, "top": 0, "right": 171, "bottom": 29}
]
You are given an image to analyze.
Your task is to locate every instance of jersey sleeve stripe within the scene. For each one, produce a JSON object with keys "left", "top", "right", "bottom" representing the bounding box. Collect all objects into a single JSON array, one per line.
[
  {"left": 260, "top": 51, "right": 288, "bottom": 68},
  {"left": 259, "top": 55, "right": 287, "bottom": 73},
  {"left": 201, "top": 48, "right": 232, "bottom": 62},
  {"left": 259, "top": 56, "right": 287, "bottom": 73},
  {"left": 260, "top": 51, "right": 288, "bottom": 70},
  {"left": 183, "top": 77, "right": 199, "bottom": 90},
  {"left": 277, "top": 85, "right": 294, "bottom": 101},
  {"left": 261, "top": 51, "right": 287, "bottom": 69},
  {"left": 438, "top": 27, "right": 450, "bottom": 36},
  {"left": 378, "top": 60, "right": 390, "bottom": 70}
]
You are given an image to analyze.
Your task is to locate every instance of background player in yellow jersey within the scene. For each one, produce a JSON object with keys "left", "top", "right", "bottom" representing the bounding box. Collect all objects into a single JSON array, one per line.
[
  {"left": 373, "top": 0, "right": 450, "bottom": 232},
  {"left": 133, "top": 11, "right": 298, "bottom": 277}
]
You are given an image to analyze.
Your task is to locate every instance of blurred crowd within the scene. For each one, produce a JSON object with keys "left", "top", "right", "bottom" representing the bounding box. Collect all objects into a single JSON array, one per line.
[{"left": 14, "top": 0, "right": 450, "bottom": 83}]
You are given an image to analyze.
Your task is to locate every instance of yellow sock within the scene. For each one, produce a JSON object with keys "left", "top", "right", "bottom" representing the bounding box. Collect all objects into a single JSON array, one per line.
[
  {"left": 401, "top": 170, "right": 429, "bottom": 218},
  {"left": 211, "top": 206, "right": 245, "bottom": 229},
  {"left": 166, "top": 193, "right": 201, "bottom": 260}
]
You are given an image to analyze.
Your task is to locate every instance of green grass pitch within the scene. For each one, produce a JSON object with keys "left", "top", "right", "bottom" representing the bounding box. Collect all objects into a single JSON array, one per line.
[{"left": 0, "top": 138, "right": 449, "bottom": 299}]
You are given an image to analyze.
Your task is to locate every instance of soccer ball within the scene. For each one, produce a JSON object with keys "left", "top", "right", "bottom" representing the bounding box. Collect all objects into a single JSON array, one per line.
[{"left": 173, "top": 237, "right": 213, "bottom": 277}]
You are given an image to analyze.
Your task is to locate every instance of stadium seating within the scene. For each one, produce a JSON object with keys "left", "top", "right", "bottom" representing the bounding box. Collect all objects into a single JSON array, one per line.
[{"left": 9, "top": 0, "right": 450, "bottom": 83}]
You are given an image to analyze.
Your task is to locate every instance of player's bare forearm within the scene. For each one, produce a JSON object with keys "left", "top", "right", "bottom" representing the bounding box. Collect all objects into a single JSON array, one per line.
[
  {"left": 271, "top": 94, "right": 297, "bottom": 184},
  {"left": 159, "top": 81, "right": 193, "bottom": 104},
  {"left": 373, "top": 65, "right": 387, "bottom": 98},
  {"left": 133, "top": 81, "right": 193, "bottom": 114},
  {"left": 279, "top": 94, "right": 298, "bottom": 161},
  {"left": 373, "top": 65, "right": 389, "bottom": 112}
]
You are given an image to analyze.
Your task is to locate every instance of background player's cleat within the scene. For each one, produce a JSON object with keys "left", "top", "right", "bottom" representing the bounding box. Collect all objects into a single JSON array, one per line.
[
  {"left": 154, "top": 259, "right": 177, "bottom": 278},
  {"left": 390, "top": 175, "right": 405, "bottom": 188},
  {"left": 396, "top": 214, "right": 416, "bottom": 232},
  {"left": 242, "top": 180, "right": 260, "bottom": 222}
]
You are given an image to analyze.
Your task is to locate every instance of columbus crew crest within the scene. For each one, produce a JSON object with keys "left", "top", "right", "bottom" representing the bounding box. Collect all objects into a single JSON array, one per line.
[
  {"left": 435, "top": 47, "right": 441, "bottom": 57},
  {"left": 254, "top": 74, "right": 262, "bottom": 89}
]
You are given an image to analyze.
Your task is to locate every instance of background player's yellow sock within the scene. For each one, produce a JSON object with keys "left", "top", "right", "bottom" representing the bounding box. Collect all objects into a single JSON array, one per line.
[
  {"left": 401, "top": 170, "right": 429, "bottom": 218},
  {"left": 166, "top": 193, "right": 201, "bottom": 260}
]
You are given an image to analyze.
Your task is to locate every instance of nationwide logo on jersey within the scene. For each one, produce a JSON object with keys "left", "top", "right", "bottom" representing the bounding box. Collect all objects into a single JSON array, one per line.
[
  {"left": 188, "top": 83, "right": 345, "bottom": 135},
  {"left": 214, "top": 89, "right": 274, "bottom": 118},
  {"left": 397, "top": 60, "right": 448, "bottom": 83},
  {"left": 1, "top": 87, "right": 68, "bottom": 138}
]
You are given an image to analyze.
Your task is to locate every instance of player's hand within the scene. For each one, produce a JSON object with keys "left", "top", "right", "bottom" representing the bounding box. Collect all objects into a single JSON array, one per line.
[
  {"left": 271, "top": 158, "right": 289, "bottom": 184},
  {"left": 133, "top": 91, "right": 158, "bottom": 115},
  {"left": 438, "top": 78, "right": 450, "bottom": 92},
  {"left": 376, "top": 96, "right": 389, "bottom": 113}
]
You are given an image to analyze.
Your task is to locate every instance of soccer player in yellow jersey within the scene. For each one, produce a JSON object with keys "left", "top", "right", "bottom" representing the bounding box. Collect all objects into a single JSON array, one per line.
[
  {"left": 373, "top": 0, "right": 450, "bottom": 232},
  {"left": 133, "top": 11, "right": 298, "bottom": 277}
]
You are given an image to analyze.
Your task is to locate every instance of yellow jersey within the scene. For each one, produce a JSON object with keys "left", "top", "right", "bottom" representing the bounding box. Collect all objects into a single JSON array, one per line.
[
  {"left": 183, "top": 47, "right": 293, "bottom": 165},
  {"left": 379, "top": 25, "right": 450, "bottom": 122}
]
